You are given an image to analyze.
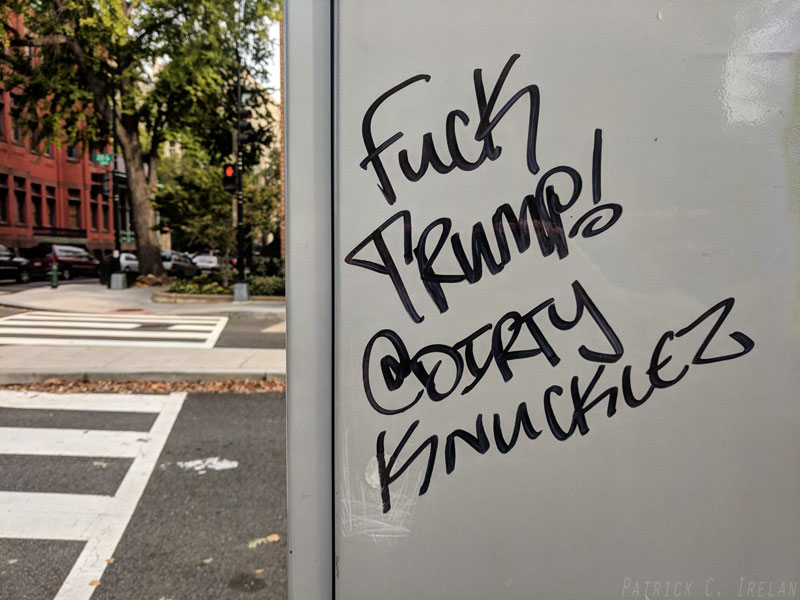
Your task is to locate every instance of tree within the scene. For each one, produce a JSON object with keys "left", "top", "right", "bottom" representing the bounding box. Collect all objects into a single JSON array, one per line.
[
  {"left": 154, "top": 148, "right": 280, "bottom": 286},
  {"left": 0, "top": 0, "right": 280, "bottom": 274}
]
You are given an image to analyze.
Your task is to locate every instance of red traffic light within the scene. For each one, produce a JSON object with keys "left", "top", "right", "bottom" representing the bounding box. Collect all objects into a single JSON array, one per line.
[{"left": 223, "top": 164, "right": 236, "bottom": 193}]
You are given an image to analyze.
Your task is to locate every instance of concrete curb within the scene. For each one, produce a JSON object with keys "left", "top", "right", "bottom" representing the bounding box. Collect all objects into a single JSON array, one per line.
[
  {"left": 0, "top": 370, "right": 286, "bottom": 384},
  {"left": 152, "top": 290, "right": 285, "bottom": 304}
]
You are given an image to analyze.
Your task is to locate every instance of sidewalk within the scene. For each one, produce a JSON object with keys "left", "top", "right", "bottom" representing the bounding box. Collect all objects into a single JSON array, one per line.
[
  {"left": 0, "top": 282, "right": 286, "bottom": 317},
  {"left": 0, "top": 283, "right": 287, "bottom": 384}
]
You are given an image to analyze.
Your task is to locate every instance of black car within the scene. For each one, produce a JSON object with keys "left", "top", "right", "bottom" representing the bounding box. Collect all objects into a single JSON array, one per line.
[{"left": 0, "top": 244, "right": 30, "bottom": 283}]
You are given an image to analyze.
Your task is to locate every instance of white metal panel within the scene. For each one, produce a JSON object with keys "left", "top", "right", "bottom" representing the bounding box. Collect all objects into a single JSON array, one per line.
[{"left": 329, "top": 1, "right": 800, "bottom": 599}]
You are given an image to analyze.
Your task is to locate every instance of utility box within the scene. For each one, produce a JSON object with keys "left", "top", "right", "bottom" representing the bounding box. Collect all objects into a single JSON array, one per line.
[{"left": 286, "top": 2, "right": 800, "bottom": 598}]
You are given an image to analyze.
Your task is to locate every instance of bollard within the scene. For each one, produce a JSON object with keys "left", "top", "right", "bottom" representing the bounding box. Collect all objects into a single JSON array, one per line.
[{"left": 49, "top": 262, "right": 59, "bottom": 288}]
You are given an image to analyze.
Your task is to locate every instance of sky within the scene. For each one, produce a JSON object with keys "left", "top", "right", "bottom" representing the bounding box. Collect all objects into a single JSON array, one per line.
[{"left": 266, "top": 20, "right": 281, "bottom": 95}]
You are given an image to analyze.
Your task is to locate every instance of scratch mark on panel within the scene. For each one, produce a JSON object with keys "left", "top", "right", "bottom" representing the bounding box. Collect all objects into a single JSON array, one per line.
[{"left": 340, "top": 429, "right": 419, "bottom": 542}]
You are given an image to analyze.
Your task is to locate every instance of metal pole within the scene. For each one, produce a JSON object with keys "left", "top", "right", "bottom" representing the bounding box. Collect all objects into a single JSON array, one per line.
[
  {"left": 109, "top": 92, "right": 126, "bottom": 289},
  {"left": 236, "top": 50, "right": 245, "bottom": 284},
  {"left": 232, "top": 2, "right": 249, "bottom": 302},
  {"left": 113, "top": 96, "right": 122, "bottom": 259}
]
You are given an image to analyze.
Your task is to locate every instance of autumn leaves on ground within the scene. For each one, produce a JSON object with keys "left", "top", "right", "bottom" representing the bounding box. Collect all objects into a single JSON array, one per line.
[{"left": 0, "top": 378, "right": 286, "bottom": 394}]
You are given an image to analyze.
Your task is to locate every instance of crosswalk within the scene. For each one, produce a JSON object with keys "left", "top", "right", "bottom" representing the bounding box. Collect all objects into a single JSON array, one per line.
[
  {"left": 0, "top": 312, "right": 228, "bottom": 348},
  {"left": 0, "top": 391, "right": 186, "bottom": 600}
]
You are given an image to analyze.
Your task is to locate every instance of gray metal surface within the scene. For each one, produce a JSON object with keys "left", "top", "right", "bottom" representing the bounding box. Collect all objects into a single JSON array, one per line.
[
  {"left": 330, "top": 1, "right": 800, "bottom": 599},
  {"left": 285, "top": 1, "right": 334, "bottom": 599}
]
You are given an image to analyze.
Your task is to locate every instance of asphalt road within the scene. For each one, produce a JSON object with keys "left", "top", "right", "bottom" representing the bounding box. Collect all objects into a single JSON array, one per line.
[
  {"left": 0, "top": 391, "right": 288, "bottom": 600},
  {"left": 215, "top": 316, "right": 285, "bottom": 349}
]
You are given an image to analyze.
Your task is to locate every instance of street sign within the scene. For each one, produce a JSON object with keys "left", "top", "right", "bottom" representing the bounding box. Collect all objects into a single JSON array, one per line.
[
  {"left": 92, "top": 152, "right": 113, "bottom": 166},
  {"left": 287, "top": 2, "right": 800, "bottom": 599}
]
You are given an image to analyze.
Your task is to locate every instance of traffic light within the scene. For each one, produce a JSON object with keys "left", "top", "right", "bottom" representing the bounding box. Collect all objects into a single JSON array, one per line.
[
  {"left": 223, "top": 163, "right": 236, "bottom": 193},
  {"left": 238, "top": 108, "right": 255, "bottom": 145}
]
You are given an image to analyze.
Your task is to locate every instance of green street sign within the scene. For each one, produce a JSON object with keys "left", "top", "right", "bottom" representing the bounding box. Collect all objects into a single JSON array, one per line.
[{"left": 92, "top": 153, "right": 113, "bottom": 166}]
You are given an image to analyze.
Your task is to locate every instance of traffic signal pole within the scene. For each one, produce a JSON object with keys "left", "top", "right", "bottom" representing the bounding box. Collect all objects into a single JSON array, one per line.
[{"left": 233, "top": 49, "right": 249, "bottom": 301}]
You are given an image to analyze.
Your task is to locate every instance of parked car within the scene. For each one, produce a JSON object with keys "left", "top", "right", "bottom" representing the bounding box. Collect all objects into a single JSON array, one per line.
[
  {"left": 119, "top": 252, "right": 139, "bottom": 272},
  {"left": 161, "top": 251, "right": 200, "bottom": 278},
  {"left": 0, "top": 245, "right": 31, "bottom": 283},
  {"left": 191, "top": 253, "right": 220, "bottom": 272},
  {"left": 22, "top": 243, "right": 100, "bottom": 280}
]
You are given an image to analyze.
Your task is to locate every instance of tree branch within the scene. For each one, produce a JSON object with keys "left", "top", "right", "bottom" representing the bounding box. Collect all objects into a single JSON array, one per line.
[{"left": 123, "top": 1, "right": 140, "bottom": 19}]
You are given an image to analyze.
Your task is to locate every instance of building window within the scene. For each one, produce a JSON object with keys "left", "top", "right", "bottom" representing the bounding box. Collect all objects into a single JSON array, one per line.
[
  {"left": 66, "top": 144, "right": 79, "bottom": 160},
  {"left": 0, "top": 175, "right": 8, "bottom": 223},
  {"left": 68, "top": 188, "right": 81, "bottom": 228},
  {"left": 30, "top": 131, "right": 53, "bottom": 157},
  {"left": 102, "top": 203, "right": 109, "bottom": 231},
  {"left": 46, "top": 186, "right": 56, "bottom": 227},
  {"left": 90, "top": 201, "right": 99, "bottom": 230},
  {"left": 10, "top": 96, "right": 22, "bottom": 144},
  {"left": 30, "top": 127, "right": 38, "bottom": 154},
  {"left": 31, "top": 183, "right": 42, "bottom": 227},
  {"left": 14, "top": 177, "right": 26, "bottom": 224}
]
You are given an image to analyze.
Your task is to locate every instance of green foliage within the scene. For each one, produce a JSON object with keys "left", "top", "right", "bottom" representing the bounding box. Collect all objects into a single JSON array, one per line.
[
  {"left": 0, "top": 0, "right": 281, "bottom": 275},
  {"left": 247, "top": 275, "right": 284, "bottom": 296},
  {"left": 166, "top": 273, "right": 284, "bottom": 296},
  {"left": 251, "top": 256, "right": 285, "bottom": 277},
  {"left": 155, "top": 154, "right": 235, "bottom": 254},
  {"left": 0, "top": 0, "right": 280, "bottom": 155},
  {"left": 167, "top": 272, "right": 231, "bottom": 295},
  {"left": 154, "top": 152, "right": 280, "bottom": 256}
]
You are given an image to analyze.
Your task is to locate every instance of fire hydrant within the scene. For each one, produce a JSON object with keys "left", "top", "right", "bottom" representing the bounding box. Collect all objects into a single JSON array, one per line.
[{"left": 49, "top": 262, "right": 59, "bottom": 288}]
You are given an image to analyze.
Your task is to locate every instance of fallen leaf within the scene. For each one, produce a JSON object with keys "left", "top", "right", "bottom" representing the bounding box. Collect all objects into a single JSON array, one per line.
[
  {"left": 253, "top": 568, "right": 264, "bottom": 574},
  {"left": 248, "top": 537, "right": 268, "bottom": 549},
  {"left": 89, "top": 580, "right": 101, "bottom": 587},
  {"left": 8, "top": 559, "right": 18, "bottom": 565},
  {"left": 105, "top": 557, "right": 115, "bottom": 564},
  {"left": 93, "top": 461, "right": 110, "bottom": 468},
  {"left": 0, "top": 379, "right": 285, "bottom": 395},
  {"left": 202, "top": 557, "right": 214, "bottom": 564},
  {"left": 267, "top": 533, "right": 280, "bottom": 543}
]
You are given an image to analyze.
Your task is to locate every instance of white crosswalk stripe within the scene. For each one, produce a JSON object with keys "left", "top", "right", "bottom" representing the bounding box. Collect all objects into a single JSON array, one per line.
[
  {"left": 0, "top": 311, "right": 228, "bottom": 348},
  {"left": 0, "top": 391, "right": 186, "bottom": 600}
]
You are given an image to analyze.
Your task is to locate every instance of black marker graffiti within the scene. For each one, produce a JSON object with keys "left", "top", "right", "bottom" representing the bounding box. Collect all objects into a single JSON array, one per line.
[
  {"left": 362, "top": 280, "right": 623, "bottom": 415},
  {"left": 345, "top": 54, "right": 756, "bottom": 517},
  {"left": 360, "top": 54, "right": 536, "bottom": 205},
  {"left": 346, "top": 127, "right": 621, "bottom": 323},
  {"left": 375, "top": 296, "right": 755, "bottom": 513}
]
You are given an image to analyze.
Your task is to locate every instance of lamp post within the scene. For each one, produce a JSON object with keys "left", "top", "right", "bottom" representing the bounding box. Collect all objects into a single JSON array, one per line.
[{"left": 108, "top": 92, "right": 126, "bottom": 290}]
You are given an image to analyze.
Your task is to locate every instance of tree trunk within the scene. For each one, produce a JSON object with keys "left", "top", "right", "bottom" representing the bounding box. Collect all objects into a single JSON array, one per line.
[
  {"left": 221, "top": 250, "right": 230, "bottom": 288},
  {"left": 117, "top": 121, "right": 164, "bottom": 276}
]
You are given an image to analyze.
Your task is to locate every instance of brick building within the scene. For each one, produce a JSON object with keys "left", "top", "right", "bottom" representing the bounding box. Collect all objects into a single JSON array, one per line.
[{"left": 0, "top": 90, "right": 117, "bottom": 259}]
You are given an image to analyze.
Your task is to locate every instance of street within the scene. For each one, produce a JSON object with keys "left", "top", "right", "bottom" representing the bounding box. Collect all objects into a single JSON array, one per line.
[
  {"left": 0, "top": 277, "right": 285, "bottom": 351},
  {"left": 0, "top": 391, "right": 287, "bottom": 600},
  {"left": 0, "top": 309, "right": 285, "bottom": 351},
  {"left": 0, "top": 278, "right": 288, "bottom": 599}
]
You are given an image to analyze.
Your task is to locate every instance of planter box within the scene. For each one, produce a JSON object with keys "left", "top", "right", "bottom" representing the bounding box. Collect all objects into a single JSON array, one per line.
[{"left": 152, "top": 290, "right": 284, "bottom": 304}]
